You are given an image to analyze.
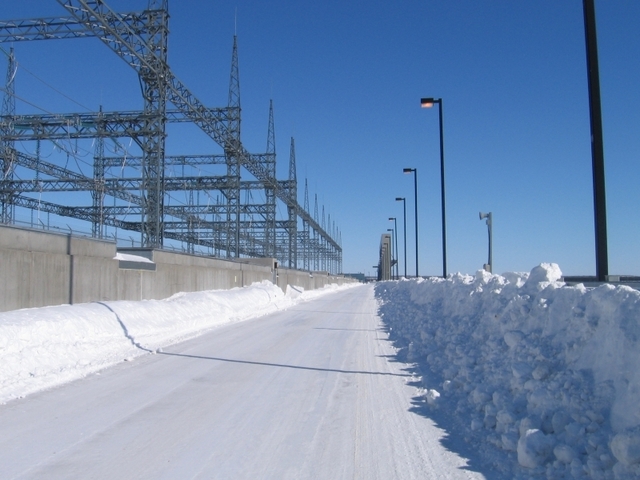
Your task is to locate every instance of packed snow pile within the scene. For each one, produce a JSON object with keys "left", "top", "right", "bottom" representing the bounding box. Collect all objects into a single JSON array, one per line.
[
  {"left": 0, "top": 281, "right": 350, "bottom": 404},
  {"left": 376, "top": 263, "right": 640, "bottom": 480}
]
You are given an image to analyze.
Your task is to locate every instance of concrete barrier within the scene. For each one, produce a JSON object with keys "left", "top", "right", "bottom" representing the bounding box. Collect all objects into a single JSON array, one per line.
[{"left": 0, "top": 225, "right": 356, "bottom": 313}]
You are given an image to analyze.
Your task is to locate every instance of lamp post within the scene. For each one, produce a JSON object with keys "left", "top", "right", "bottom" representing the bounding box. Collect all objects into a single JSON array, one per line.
[
  {"left": 420, "top": 97, "right": 447, "bottom": 278},
  {"left": 387, "top": 228, "right": 395, "bottom": 280},
  {"left": 479, "top": 212, "right": 492, "bottom": 273},
  {"left": 403, "top": 167, "right": 418, "bottom": 277},
  {"left": 395, "top": 197, "right": 407, "bottom": 278},
  {"left": 389, "top": 217, "right": 398, "bottom": 280},
  {"left": 582, "top": 0, "right": 608, "bottom": 282}
]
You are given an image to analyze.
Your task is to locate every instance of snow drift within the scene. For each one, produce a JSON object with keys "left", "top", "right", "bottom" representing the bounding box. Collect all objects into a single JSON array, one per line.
[
  {"left": 376, "top": 263, "right": 640, "bottom": 479},
  {"left": 0, "top": 281, "right": 348, "bottom": 405}
]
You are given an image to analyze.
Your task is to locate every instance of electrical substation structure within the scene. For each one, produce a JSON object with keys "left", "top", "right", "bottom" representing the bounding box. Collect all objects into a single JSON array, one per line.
[{"left": 0, "top": 0, "right": 342, "bottom": 274}]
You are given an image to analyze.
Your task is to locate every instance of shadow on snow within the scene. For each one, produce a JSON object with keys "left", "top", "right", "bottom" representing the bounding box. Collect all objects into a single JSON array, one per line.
[{"left": 157, "top": 351, "right": 411, "bottom": 378}]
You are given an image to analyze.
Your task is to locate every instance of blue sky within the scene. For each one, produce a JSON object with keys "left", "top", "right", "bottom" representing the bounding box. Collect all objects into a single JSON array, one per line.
[{"left": 2, "top": 1, "right": 640, "bottom": 277}]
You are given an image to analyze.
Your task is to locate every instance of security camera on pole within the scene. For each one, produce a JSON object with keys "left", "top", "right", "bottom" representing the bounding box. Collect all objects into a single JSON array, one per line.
[{"left": 479, "top": 212, "right": 492, "bottom": 273}]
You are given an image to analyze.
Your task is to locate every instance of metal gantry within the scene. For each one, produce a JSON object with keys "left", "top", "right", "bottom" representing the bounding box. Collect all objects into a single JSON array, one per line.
[{"left": 0, "top": 0, "right": 342, "bottom": 273}]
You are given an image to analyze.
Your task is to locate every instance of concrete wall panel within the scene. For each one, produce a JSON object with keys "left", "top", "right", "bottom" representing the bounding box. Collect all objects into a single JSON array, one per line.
[
  {"left": 117, "top": 270, "right": 143, "bottom": 301},
  {"left": 0, "top": 226, "right": 357, "bottom": 313},
  {"left": 0, "top": 249, "right": 70, "bottom": 312},
  {"left": 71, "top": 255, "right": 119, "bottom": 304},
  {"left": 29, "top": 251, "right": 70, "bottom": 309},
  {"left": 0, "top": 226, "right": 68, "bottom": 255},
  {"left": 70, "top": 236, "right": 114, "bottom": 258}
]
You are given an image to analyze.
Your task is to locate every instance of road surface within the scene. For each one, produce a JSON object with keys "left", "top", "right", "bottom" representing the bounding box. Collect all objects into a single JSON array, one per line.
[{"left": 0, "top": 284, "right": 484, "bottom": 479}]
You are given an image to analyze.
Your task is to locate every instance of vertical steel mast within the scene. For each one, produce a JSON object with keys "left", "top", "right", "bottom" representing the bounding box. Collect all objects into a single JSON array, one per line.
[
  {"left": 287, "top": 137, "right": 298, "bottom": 268},
  {"left": 226, "top": 34, "right": 241, "bottom": 258},
  {"left": 303, "top": 179, "right": 310, "bottom": 270},
  {"left": 0, "top": 47, "right": 16, "bottom": 224},
  {"left": 264, "top": 99, "right": 276, "bottom": 257}
]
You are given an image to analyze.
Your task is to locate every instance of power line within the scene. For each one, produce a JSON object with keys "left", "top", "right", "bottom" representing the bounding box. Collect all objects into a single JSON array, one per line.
[{"left": 1, "top": 45, "right": 93, "bottom": 112}]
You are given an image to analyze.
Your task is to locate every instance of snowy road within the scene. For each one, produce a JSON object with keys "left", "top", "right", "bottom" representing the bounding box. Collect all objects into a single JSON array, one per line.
[{"left": 0, "top": 284, "right": 484, "bottom": 479}]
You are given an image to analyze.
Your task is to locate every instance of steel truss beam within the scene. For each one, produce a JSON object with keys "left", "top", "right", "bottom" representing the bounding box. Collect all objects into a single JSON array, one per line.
[
  {"left": 12, "top": 193, "right": 273, "bottom": 258},
  {"left": 0, "top": 109, "right": 233, "bottom": 142},
  {"left": 4, "top": 177, "right": 280, "bottom": 193}
]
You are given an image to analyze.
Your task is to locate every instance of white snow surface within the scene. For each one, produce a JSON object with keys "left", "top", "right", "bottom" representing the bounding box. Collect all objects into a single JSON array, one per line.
[
  {"left": 114, "top": 252, "right": 155, "bottom": 263},
  {"left": 376, "top": 263, "right": 640, "bottom": 479},
  {"left": 3, "top": 263, "right": 640, "bottom": 478},
  {"left": 0, "top": 281, "right": 349, "bottom": 405}
]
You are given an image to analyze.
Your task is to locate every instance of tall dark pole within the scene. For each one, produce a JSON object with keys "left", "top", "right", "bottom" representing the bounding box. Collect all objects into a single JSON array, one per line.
[
  {"left": 583, "top": 0, "right": 608, "bottom": 281},
  {"left": 403, "top": 168, "right": 418, "bottom": 277},
  {"left": 437, "top": 100, "right": 447, "bottom": 277},
  {"left": 396, "top": 197, "right": 407, "bottom": 278},
  {"left": 421, "top": 97, "right": 448, "bottom": 278},
  {"left": 387, "top": 228, "right": 395, "bottom": 280},
  {"left": 395, "top": 219, "right": 398, "bottom": 279},
  {"left": 389, "top": 217, "right": 398, "bottom": 280}
]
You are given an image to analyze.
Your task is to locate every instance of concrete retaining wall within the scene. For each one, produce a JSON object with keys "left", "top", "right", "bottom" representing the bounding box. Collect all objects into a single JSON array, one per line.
[{"left": 0, "top": 225, "right": 356, "bottom": 313}]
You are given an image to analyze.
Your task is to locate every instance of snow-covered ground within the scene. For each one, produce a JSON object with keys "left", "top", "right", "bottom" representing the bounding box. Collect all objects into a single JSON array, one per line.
[
  {"left": 0, "top": 281, "right": 350, "bottom": 405},
  {"left": 376, "top": 263, "right": 640, "bottom": 479},
  {"left": 3, "top": 263, "right": 639, "bottom": 478},
  {"left": 0, "top": 284, "right": 483, "bottom": 479}
]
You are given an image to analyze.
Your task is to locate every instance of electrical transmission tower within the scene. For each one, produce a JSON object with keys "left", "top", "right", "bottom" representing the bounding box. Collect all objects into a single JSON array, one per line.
[{"left": 0, "top": 0, "right": 342, "bottom": 274}]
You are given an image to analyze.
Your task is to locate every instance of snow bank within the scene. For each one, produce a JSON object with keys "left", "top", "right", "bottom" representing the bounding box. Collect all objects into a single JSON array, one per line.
[
  {"left": 376, "top": 263, "right": 640, "bottom": 479},
  {"left": 0, "top": 281, "right": 350, "bottom": 404},
  {"left": 113, "top": 252, "right": 154, "bottom": 263}
]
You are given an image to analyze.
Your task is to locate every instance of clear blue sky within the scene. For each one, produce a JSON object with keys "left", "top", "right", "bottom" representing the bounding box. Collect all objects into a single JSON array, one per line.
[{"left": 2, "top": 1, "right": 640, "bottom": 277}]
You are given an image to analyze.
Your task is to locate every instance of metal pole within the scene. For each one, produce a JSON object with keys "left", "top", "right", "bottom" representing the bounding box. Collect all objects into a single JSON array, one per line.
[
  {"left": 421, "top": 97, "right": 448, "bottom": 278},
  {"left": 414, "top": 170, "right": 419, "bottom": 277},
  {"left": 480, "top": 212, "right": 492, "bottom": 273},
  {"left": 582, "top": 0, "right": 608, "bottom": 282},
  {"left": 393, "top": 218, "right": 398, "bottom": 280},
  {"left": 402, "top": 199, "right": 407, "bottom": 277},
  {"left": 437, "top": 100, "right": 448, "bottom": 278},
  {"left": 396, "top": 197, "right": 407, "bottom": 278},
  {"left": 487, "top": 213, "right": 493, "bottom": 273},
  {"left": 403, "top": 168, "right": 418, "bottom": 277},
  {"left": 388, "top": 219, "right": 397, "bottom": 279},
  {"left": 387, "top": 228, "right": 394, "bottom": 280}
]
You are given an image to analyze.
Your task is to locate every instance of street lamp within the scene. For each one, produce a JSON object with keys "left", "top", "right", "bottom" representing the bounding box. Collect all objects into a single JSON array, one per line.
[
  {"left": 389, "top": 217, "right": 398, "bottom": 280},
  {"left": 395, "top": 197, "right": 407, "bottom": 278},
  {"left": 479, "top": 212, "right": 493, "bottom": 273},
  {"left": 403, "top": 167, "right": 418, "bottom": 277},
  {"left": 420, "top": 97, "right": 448, "bottom": 278},
  {"left": 387, "top": 228, "right": 396, "bottom": 280},
  {"left": 582, "top": 0, "right": 608, "bottom": 281}
]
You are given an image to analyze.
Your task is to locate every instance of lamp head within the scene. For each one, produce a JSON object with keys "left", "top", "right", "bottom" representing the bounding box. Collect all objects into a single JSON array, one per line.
[
  {"left": 403, "top": 168, "right": 414, "bottom": 174},
  {"left": 420, "top": 97, "right": 435, "bottom": 108},
  {"left": 388, "top": 217, "right": 395, "bottom": 221},
  {"left": 395, "top": 197, "right": 404, "bottom": 201}
]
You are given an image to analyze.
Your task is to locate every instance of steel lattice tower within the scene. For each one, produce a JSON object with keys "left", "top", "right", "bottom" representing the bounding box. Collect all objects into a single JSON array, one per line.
[{"left": 0, "top": 1, "right": 343, "bottom": 274}]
